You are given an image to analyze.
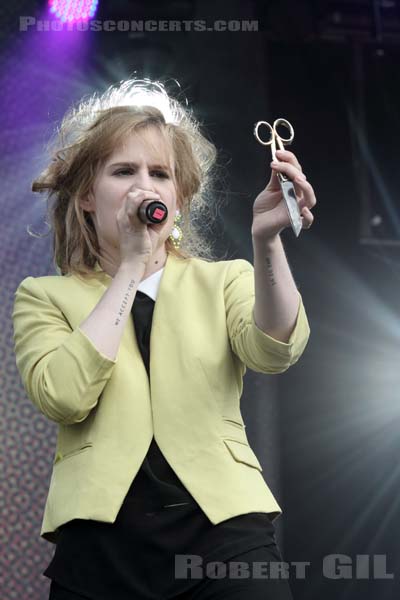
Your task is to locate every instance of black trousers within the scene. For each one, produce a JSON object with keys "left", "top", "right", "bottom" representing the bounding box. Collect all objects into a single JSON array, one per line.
[{"left": 48, "top": 544, "right": 294, "bottom": 600}]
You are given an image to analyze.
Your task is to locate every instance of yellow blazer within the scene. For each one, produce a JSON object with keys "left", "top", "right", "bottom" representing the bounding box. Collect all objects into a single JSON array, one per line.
[{"left": 12, "top": 252, "right": 310, "bottom": 544}]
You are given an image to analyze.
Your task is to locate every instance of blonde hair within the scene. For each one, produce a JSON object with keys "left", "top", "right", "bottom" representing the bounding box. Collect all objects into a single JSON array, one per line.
[{"left": 31, "top": 78, "right": 226, "bottom": 278}]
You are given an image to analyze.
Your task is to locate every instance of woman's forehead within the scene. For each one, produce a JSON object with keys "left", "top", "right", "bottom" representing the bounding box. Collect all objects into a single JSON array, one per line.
[{"left": 110, "top": 127, "right": 173, "bottom": 168}]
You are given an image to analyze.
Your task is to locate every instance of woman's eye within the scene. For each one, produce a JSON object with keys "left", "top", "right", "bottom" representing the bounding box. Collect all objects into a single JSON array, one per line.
[
  {"left": 114, "top": 169, "right": 133, "bottom": 176},
  {"left": 113, "top": 169, "right": 169, "bottom": 178}
]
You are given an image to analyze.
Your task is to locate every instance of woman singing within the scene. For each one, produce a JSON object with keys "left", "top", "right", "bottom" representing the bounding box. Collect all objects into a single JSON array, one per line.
[{"left": 12, "top": 78, "right": 315, "bottom": 600}]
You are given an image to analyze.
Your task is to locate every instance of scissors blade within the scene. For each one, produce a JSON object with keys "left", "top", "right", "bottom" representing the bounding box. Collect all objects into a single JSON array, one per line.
[{"left": 279, "top": 179, "right": 303, "bottom": 237}]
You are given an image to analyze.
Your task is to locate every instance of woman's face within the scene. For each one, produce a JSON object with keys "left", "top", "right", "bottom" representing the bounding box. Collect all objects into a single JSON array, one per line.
[{"left": 81, "top": 126, "right": 178, "bottom": 266}]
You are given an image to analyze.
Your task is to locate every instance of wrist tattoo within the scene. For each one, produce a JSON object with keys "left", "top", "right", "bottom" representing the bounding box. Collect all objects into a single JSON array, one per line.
[
  {"left": 115, "top": 279, "right": 136, "bottom": 326},
  {"left": 265, "top": 256, "right": 277, "bottom": 286}
]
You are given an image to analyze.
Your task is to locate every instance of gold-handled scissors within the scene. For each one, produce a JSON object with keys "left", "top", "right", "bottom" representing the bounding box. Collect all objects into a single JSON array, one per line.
[{"left": 253, "top": 118, "right": 302, "bottom": 237}]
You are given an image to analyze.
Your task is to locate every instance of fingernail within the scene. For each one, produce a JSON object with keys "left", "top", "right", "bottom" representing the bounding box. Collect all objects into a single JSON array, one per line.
[{"left": 271, "top": 161, "right": 279, "bottom": 167}]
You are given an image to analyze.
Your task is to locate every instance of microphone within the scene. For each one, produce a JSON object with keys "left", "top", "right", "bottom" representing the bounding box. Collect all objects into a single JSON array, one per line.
[{"left": 137, "top": 199, "right": 168, "bottom": 225}]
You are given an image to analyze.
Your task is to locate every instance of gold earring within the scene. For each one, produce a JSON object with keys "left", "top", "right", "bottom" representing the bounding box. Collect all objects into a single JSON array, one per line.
[{"left": 169, "top": 211, "right": 183, "bottom": 248}]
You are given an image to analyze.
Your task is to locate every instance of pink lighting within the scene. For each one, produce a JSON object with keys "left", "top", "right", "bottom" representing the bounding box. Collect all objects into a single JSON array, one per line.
[{"left": 48, "top": 0, "right": 99, "bottom": 23}]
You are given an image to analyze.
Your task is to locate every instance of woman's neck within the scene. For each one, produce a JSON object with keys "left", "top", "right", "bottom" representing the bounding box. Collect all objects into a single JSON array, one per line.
[{"left": 99, "top": 246, "right": 168, "bottom": 280}]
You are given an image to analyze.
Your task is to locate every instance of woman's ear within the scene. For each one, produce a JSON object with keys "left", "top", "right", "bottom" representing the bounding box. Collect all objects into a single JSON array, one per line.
[{"left": 80, "top": 191, "right": 95, "bottom": 213}]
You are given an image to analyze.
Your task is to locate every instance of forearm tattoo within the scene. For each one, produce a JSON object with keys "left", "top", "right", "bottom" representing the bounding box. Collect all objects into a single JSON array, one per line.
[
  {"left": 265, "top": 256, "right": 277, "bottom": 286},
  {"left": 114, "top": 279, "right": 137, "bottom": 326}
]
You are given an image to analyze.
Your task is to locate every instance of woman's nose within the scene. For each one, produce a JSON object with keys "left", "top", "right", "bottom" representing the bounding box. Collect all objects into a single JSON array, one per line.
[{"left": 134, "top": 168, "right": 154, "bottom": 192}]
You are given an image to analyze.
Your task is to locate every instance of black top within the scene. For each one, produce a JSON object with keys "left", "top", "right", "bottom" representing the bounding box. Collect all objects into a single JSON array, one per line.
[{"left": 43, "top": 290, "right": 278, "bottom": 600}]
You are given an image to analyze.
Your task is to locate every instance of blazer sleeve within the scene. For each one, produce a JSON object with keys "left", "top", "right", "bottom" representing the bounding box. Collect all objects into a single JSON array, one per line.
[
  {"left": 224, "top": 258, "right": 310, "bottom": 374},
  {"left": 11, "top": 276, "right": 117, "bottom": 425}
]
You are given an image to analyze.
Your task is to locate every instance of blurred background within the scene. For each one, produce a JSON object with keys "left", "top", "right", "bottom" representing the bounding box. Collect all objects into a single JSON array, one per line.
[{"left": 1, "top": 1, "right": 399, "bottom": 599}]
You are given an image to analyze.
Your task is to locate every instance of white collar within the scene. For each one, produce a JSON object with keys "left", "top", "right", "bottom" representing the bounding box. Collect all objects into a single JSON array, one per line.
[{"left": 137, "top": 267, "right": 165, "bottom": 301}]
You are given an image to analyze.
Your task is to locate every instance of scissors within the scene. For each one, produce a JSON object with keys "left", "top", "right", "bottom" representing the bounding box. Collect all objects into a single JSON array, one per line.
[{"left": 253, "top": 118, "right": 302, "bottom": 237}]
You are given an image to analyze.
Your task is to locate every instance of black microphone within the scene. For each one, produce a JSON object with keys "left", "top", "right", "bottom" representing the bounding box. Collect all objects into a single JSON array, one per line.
[{"left": 138, "top": 199, "right": 168, "bottom": 225}]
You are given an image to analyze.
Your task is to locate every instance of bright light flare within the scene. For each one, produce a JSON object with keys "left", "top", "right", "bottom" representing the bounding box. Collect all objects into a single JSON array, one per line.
[{"left": 48, "top": 0, "right": 99, "bottom": 23}]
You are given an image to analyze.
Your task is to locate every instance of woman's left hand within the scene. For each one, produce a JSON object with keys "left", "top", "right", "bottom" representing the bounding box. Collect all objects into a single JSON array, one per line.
[{"left": 251, "top": 149, "right": 317, "bottom": 242}]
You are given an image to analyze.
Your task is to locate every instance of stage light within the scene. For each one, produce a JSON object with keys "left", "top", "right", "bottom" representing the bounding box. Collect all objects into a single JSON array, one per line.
[{"left": 48, "top": 0, "right": 99, "bottom": 23}]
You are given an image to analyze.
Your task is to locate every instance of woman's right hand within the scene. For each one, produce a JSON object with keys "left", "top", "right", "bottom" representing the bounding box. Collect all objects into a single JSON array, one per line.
[{"left": 116, "top": 188, "right": 166, "bottom": 266}]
